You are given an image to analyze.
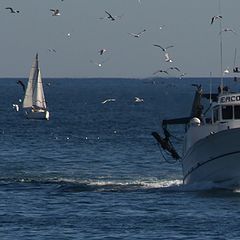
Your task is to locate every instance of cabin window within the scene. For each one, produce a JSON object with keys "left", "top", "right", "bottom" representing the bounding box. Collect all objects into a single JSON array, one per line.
[
  {"left": 213, "top": 107, "right": 219, "bottom": 122},
  {"left": 222, "top": 105, "right": 233, "bottom": 120},
  {"left": 234, "top": 105, "right": 240, "bottom": 119}
]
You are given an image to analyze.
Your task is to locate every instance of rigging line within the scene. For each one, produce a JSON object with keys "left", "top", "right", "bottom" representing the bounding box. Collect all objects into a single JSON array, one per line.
[
  {"left": 233, "top": 48, "right": 237, "bottom": 69},
  {"left": 165, "top": 128, "right": 183, "bottom": 142},
  {"left": 156, "top": 143, "right": 179, "bottom": 164}
]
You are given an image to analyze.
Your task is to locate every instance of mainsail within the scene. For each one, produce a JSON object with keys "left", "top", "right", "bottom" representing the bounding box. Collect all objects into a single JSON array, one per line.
[{"left": 23, "top": 54, "right": 47, "bottom": 110}]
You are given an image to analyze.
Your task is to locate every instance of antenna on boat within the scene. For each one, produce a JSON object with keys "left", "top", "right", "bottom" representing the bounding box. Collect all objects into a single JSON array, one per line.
[
  {"left": 209, "top": 72, "right": 212, "bottom": 103},
  {"left": 218, "top": 0, "right": 224, "bottom": 93}
]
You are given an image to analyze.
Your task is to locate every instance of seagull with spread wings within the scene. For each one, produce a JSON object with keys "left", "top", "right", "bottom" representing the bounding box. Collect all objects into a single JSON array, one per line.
[
  {"left": 100, "top": 11, "right": 123, "bottom": 21},
  {"left": 128, "top": 29, "right": 146, "bottom": 38},
  {"left": 211, "top": 15, "right": 222, "bottom": 24},
  {"left": 219, "top": 28, "right": 238, "bottom": 35},
  {"left": 153, "top": 69, "right": 169, "bottom": 75},
  {"left": 168, "top": 67, "right": 181, "bottom": 72},
  {"left": 105, "top": 11, "right": 116, "bottom": 21},
  {"left": 153, "top": 44, "right": 174, "bottom": 52},
  {"left": 5, "top": 7, "right": 20, "bottom": 13}
]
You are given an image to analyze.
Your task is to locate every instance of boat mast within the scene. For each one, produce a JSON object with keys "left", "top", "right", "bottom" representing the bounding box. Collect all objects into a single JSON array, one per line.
[{"left": 218, "top": 0, "right": 224, "bottom": 93}]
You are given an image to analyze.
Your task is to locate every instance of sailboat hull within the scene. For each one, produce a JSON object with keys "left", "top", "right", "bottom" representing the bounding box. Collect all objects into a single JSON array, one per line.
[
  {"left": 182, "top": 128, "right": 240, "bottom": 186},
  {"left": 25, "top": 110, "right": 49, "bottom": 120}
]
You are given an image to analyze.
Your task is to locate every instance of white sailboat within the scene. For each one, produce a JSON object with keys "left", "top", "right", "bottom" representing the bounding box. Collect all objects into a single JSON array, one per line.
[{"left": 23, "top": 54, "right": 49, "bottom": 120}]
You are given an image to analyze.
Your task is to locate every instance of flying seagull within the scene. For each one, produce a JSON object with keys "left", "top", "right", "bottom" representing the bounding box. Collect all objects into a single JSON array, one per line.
[
  {"left": 211, "top": 15, "right": 222, "bottom": 24},
  {"left": 159, "top": 25, "right": 166, "bottom": 30},
  {"left": 50, "top": 9, "right": 61, "bottom": 16},
  {"left": 17, "top": 80, "right": 26, "bottom": 93},
  {"left": 153, "top": 44, "right": 174, "bottom": 52},
  {"left": 90, "top": 59, "right": 109, "bottom": 67},
  {"left": 128, "top": 29, "right": 146, "bottom": 38},
  {"left": 219, "top": 28, "right": 238, "bottom": 35},
  {"left": 5, "top": 7, "right": 20, "bottom": 13},
  {"left": 100, "top": 11, "right": 123, "bottom": 21},
  {"left": 168, "top": 67, "right": 181, "bottom": 72},
  {"left": 164, "top": 52, "right": 173, "bottom": 63},
  {"left": 105, "top": 11, "right": 116, "bottom": 21},
  {"left": 48, "top": 48, "right": 57, "bottom": 53},
  {"left": 153, "top": 69, "right": 169, "bottom": 75},
  {"left": 99, "top": 49, "right": 107, "bottom": 55}
]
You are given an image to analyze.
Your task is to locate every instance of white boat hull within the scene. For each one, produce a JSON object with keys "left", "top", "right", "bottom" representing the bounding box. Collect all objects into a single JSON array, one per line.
[
  {"left": 25, "top": 110, "right": 49, "bottom": 120},
  {"left": 182, "top": 128, "right": 240, "bottom": 186}
]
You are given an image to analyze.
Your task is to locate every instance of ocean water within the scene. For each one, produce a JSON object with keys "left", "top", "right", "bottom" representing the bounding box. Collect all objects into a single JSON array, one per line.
[{"left": 1, "top": 77, "right": 240, "bottom": 239}]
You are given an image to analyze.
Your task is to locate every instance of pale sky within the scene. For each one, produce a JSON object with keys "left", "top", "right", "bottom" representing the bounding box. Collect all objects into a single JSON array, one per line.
[{"left": 0, "top": 0, "right": 240, "bottom": 78}]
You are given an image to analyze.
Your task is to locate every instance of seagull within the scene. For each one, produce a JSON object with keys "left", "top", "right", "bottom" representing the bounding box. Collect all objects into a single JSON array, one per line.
[
  {"left": 50, "top": 9, "right": 61, "bottom": 16},
  {"left": 17, "top": 80, "right": 25, "bottom": 93},
  {"left": 128, "top": 29, "right": 146, "bottom": 38},
  {"left": 219, "top": 28, "right": 237, "bottom": 35},
  {"left": 211, "top": 15, "right": 222, "bottom": 24},
  {"left": 90, "top": 59, "right": 108, "bottom": 67},
  {"left": 101, "top": 98, "right": 116, "bottom": 104},
  {"left": 48, "top": 48, "right": 56, "bottom": 53},
  {"left": 5, "top": 7, "right": 20, "bottom": 13},
  {"left": 99, "top": 49, "right": 107, "bottom": 55},
  {"left": 153, "top": 44, "right": 174, "bottom": 52},
  {"left": 134, "top": 97, "right": 144, "bottom": 103},
  {"left": 153, "top": 69, "right": 169, "bottom": 75},
  {"left": 100, "top": 11, "right": 123, "bottom": 21},
  {"left": 179, "top": 73, "right": 187, "bottom": 79},
  {"left": 105, "top": 11, "right": 116, "bottom": 21},
  {"left": 164, "top": 52, "right": 173, "bottom": 63},
  {"left": 224, "top": 67, "right": 230, "bottom": 74},
  {"left": 159, "top": 25, "right": 166, "bottom": 30},
  {"left": 12, "top": 104, "right": 19, "bottom": 112},
  {"left": 168, "top": 67, "right": 180, "bottom": 72}
]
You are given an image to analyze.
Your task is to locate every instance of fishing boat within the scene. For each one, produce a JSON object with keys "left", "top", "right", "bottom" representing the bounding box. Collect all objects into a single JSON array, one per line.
[
  {"left": 152, "top": 84, "right": 240, "bottom": 186},
  {"left": 23, "top": 54, "right": 49, "bottom": 120},
  {"left": 152, "top": 5, "right": 240, "bottom": 186}
]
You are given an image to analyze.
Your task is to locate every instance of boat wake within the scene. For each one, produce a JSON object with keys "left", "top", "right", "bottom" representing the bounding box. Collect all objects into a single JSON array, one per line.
[
  {"left": 1, "top": 176, "right": 240, "bottom": 193},
  {"left": 0, "top": 176, "right": 183, "bottom": 192}
]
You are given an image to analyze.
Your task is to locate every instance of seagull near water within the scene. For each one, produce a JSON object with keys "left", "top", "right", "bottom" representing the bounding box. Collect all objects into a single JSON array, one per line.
[
  {"left": 134, "top": 97, "right": 144, "bottom": 103},
  {"left": 153, "top": 69, "right": 169, "bottom": 75},
  {"left": 50, "top": 9, "right": 61, "bottom": 16},
  {"left": 128, "top": 29, "right": 146, "bottom": 38},
  {"left": 101, "top": 98, "right": 116, "bottom": 104},
  {"left": 5, "top": 7, "right": 20, "bottom": 13}
]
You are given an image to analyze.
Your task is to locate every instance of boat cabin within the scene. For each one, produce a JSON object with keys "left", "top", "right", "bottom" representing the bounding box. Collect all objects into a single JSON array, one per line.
[{"left": 212, "top": 93, "right": 240, "bottom": 124}]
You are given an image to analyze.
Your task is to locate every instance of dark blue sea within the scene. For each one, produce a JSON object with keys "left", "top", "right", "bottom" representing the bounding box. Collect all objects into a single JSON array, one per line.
[{"left": 1, "top": 77, "right": 240, "bottom": 239}]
